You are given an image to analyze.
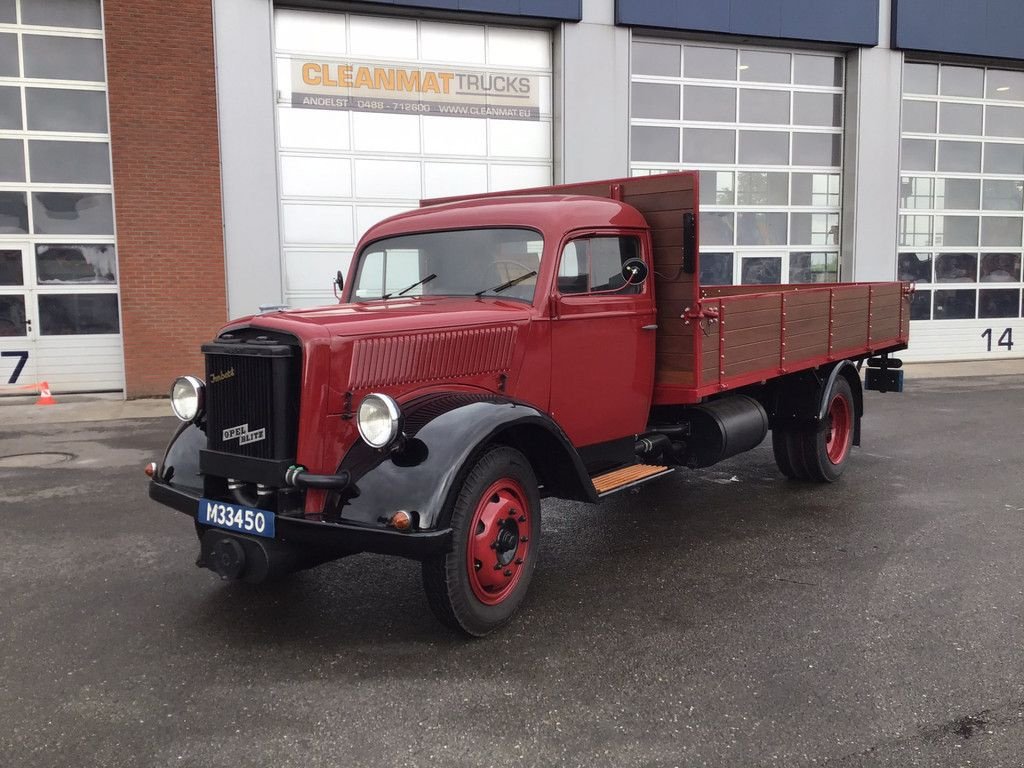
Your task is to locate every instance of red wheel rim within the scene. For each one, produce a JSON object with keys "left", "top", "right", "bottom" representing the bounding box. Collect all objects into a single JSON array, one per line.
[
  {"left": 825, "top": 394, "right": 852, "bottom": 465},
  {"left": 466, "top": 477, "right": 532, "bottom": 606}
]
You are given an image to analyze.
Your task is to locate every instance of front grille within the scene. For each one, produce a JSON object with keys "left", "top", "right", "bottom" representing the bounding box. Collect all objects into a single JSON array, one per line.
[{"left": 202, "top": 331, "right": 300, "bottom": 461}]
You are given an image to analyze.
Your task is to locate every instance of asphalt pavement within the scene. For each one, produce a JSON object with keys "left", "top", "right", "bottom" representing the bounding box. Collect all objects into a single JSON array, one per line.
[{"left": 2, "top": 373, "right": 1023, "bottom": 767}]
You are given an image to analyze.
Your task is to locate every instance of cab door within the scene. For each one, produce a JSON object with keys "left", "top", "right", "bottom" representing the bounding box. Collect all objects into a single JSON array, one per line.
[
  {"left": 0, "top": 245, "right": 39, "bottom": 391},
  {"left": 548, "top": 231, "right": 655, "bottom": 448}
]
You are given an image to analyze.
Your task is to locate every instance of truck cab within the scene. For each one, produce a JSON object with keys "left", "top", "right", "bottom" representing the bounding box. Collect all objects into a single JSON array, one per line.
[{"left": 149, "top": 172, "right": 909, "bottom": 636}]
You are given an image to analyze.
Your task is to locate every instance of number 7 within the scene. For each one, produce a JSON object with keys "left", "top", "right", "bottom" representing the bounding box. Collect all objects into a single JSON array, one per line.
[{"left": 1, "top": 350, "right": 28, "bottom": 384}]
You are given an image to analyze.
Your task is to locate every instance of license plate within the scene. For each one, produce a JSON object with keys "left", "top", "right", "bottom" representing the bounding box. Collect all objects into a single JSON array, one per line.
[{"left": 197, "top": 498, "right": 276, "bottom": 538}]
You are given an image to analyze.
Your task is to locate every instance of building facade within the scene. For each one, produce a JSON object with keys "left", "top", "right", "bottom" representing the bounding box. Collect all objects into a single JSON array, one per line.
[{"left": 1, "top": 0, "right": 1022, "bottom": 397}]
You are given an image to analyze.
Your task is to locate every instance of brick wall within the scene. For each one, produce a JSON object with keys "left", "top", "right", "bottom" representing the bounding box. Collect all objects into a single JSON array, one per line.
[{"left": 104, "top": 0, "right": 227, "bottom": 397}]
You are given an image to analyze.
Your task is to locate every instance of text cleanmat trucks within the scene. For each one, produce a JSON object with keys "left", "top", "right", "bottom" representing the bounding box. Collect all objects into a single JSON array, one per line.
[{"left": 149, "top": 171, "right": 911, "bottom": 636}]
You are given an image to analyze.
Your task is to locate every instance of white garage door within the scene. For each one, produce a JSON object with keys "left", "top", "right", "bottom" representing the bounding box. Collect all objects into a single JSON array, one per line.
[{"left": 272, "top": 9, "right": 553, "bottom": 308}]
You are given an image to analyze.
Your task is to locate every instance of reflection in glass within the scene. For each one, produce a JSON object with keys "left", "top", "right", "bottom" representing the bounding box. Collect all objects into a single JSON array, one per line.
[
  {"left": 981, "top": 216, "right": 1023, "bottom": 247},
  {"left": 980, "top": 253, "right": 1022, "bottom": 282},
  {"left": 935, "top": 252, "right": 978, "bottom": 282},
  {"left": 910, "top": 290, "right": 931, "bottom": 320},
  {"left": 739, "top": 89, "right": 789, "bottom": 124},
  {"left": 984, "top": 142, "right": 1024, "bottom": 174},
  {"left": 901, "top": 139, "right": 935, "bottom": 171},
  {"left": 0, "top": 139, "right": 24, "bottom": 182},
  {"left": 39, "top": 293, "right": 120, "bottom": 335},
  {"left": 793, "top": 54, "right": 842, "bottom": 87},
  {"left": 0, "top": 295, "right": 26, "bottom": 336},
  {"left": 32, "top": 193, "right": 114, "bottom": 235},
  {"left": 936, "top": 216, "right": 978, "bottom": 247},
  {"left": 631, "top": 82, "right": 679, "bottom": 120},
  {"left": 699, "top": 252, "right": 733, "bottom": 286},
  {"left": 737, "top": 212, "right": 786, "bottom": 246},
  {"left": 792, "top": 173, "right": 840, "bottom": 206},
  {"left": 789, "top": 252, "right": 838, "bottom": 283},
  {"left": 632, "top": 42, "right": 680, "bottom": 77},
  {"left": 26, "top": 88, "right": 109, "bottom": 133},
  {"left": 23, "top": 36, "right": 106, "bottom": 82},
  {"left": 683, "top": 128, "right": 735, "bottom": 163},
  {"left": 738, "top": 130, "right": 788, "bottom": 165},
  {"left": 28, "top": 141, "right": 111, "bottom": 184},
  {"left": 933, "top": 289, "right": 976, "bottom": 319},
  {"left": 631, "top": 126, "right": 679, "bottom": 163},
  {"left": 900, "top": 177, "right": 933, "bottom": 209},
  {"left": 902, "top": 100, "right": 936, "bottom": 133},
  {"left": 739, "top": 50, "right": 790, "bottom": 83},
  {"left": 22, "top": 0, "right": 103, "bottom": 28},
  {"left": 737, "top": 171, "right": 787, "bottom": 205},
  {"left": 978, "top": 289, "right": 1021, "bottom": 318},
  {"left": 699, "top": 171, "right": 734, "bottom": 206},
  {"left": 683, "top": 85, "right": 736, "bottom": 122},
  {"left": 35, "top": 244, "right": 117, "bottom": 284},
  {"left": 790, "top": 213, "right": 839, "bottom": 245},
  {"left": 904, "top": 63, "right": 938, "bottom": 95},
  {"left": 987, "top": 69, "right": 1024, "bottom": 101},
  {"left": 0, "top": 249, "right": 24, "bottom": 286},
  {"left": 741, "top": 256, "right": 782, "bottom": 284},
  {"left": 0, "top": 87, "right": 21, "bottom": 130},
  {"left": 935, "top": 178, "right": 981, "bottom": 210},
  {"left": 700, "top": 212, "right": 734, "bottom": 246},
  {"left": 937, "top": 140, "right": 981, "bottom": 172},
  {"left": 0, "top": 192, "right": 28, "bottom": 234},
  {"left": 684, "top": 46, "right": 736, "bottom": 81},
  {"left": 983, "top": 180, "right": 1024, "bottom": 210},
  {"left": 899, "top": 215, "right": 932, "bottom": 247},
  {"left": 897, "top": 252, "right": 932, "bottom": 282}
]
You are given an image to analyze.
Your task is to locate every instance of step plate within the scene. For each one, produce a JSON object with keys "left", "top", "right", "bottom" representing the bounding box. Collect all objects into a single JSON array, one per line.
[{"left": 592, "top": 464, "right": 673, "bottom": 496}]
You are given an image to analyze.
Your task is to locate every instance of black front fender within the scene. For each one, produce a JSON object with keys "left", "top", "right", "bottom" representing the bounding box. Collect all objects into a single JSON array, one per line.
[
  {"left": 156, "top": 421, "right": 206, "bottom": 495},
  {"left": 328, "top": 394, "right": 595, "bottom": 530}
]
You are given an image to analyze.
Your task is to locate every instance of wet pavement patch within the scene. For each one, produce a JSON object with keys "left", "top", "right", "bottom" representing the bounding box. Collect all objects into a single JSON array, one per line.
[{"left": 0, "top": 451, "right": 75, "bottom": 468}]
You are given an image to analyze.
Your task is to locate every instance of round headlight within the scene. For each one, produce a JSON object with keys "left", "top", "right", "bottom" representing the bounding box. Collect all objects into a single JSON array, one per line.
[
  {"left": 170, "top": 375, "right": 205, "bottom": 422},
  {"left": 357, "top": 393, "right": 401, "bottom": 449}
]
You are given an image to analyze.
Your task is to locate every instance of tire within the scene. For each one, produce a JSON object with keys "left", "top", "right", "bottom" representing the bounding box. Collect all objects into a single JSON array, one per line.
[
  {"left": 422, "top": 446, "right": 540, "bottom": 637},
  {"left": 771, "top": 429, "right": 798, "bottom": 479},
  {"left": 797, "top": 376, "right": 855, "bottom": 483}
]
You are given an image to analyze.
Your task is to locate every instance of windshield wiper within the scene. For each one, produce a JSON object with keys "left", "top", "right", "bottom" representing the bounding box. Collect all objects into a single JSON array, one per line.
[
  {"left": 475, "top": 270, "right": 537, "bottom": 296},
  {"left": 382, "top": 273, "right": 437, "bottom": 300}
]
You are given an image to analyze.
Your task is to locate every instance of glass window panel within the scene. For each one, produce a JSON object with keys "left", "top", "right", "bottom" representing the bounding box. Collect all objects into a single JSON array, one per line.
[
  {"left": 35, "top": 243, "right": 116, "bottom": 284},
  {"left": 741, "top": 256, "right": 782, "bottom": 284},
  {"left": 682, "top": 85, "right": 736, "bottom": 122},
  {"left": 899, "top": 214, "right": 933, "bottom": 247},
  {"left": 0, "top": 33, "right": 17, "bottom": 78},
  {"left": 935, "top": 252, "right": 978, "bottom": 281},
  {"left": 683, "top": 128, "right": 735, "bottom": 163},
  {"left": 31, "top": 192, "right": 114, "bottom": 235},
  {"left": 933, "top": 289, "right": 976, "bottom": 319},
  {"left": 909, "top": 289, "right": 931, "bottom": 320},
  {"left": 0, "top": 0, "right": 13, "bottom": 22},
  {"left": 28, "top": 141, "right": 110, "bottom": 184},
  {"left": 789, "top": 252, "right": 838, "bottom": 283},
  {"left": 0, "top": 295, "right": 26, "bottom": 337},
  {"left": 937, "top": 216, "right": 979, "bottom": 247},
  {"left": 981, "top": 216, "right": 1023, "bottom": 247},
  {"left": 983, "top": 179, "right": 1024, "bottom": 211},
  {"left": 794, "top": 54, "right": 842, "bottom": 87},
  {"left": 0, "top": 87, "right": 21, "bottom": 130},
  {"left": 700, "top": 212, "right": 734, "bottom": 245},
  {"left": 897, "top": 252, "right": 932, "bottom": 282},
  {"left": 902, "top": 100, "right": 936, "bottom": 133},
  {"left": 739, "top": 89, "right": 789, "bottom": 124},
  {"left": 984, "top": 142, "right": 1024, "bottom": 174},
  {"left": 899, "top": 177, "right": 934, "bottom": 209},
  {"left": 737, "top": 212, "right": 787, "bottom": 245},
  {"left": 0, "top": 139, "right": 24, "bottom": 182},
  {"left": 794, "top": 92, "right": 842, "bottom": 127},
  {"left": 738, "top": 130, "right": 788, "bottom": 165},
  {"left": 940, "top": 65, "right": 984, "bottom": 98},
  {"left": 985, "top": 106, "right": 1024, "bottom": 138},
  {"left": 0, "top": 192, "right": 28, "bottom": 234},
  {"left": 630, "top": 126, "right": 679, "bottom": 163},
  {"left": 980, "top": 253, "right": 1022, "bottom": 282},
  {"left": 979, "top": 289, "right": 1021, "bottom": 318},
  {"left": 792, "top": 173, "right": 840, "bottom": 206},
  {"left": 737, "top": 171, "right": 788, "bottom": 205},
  {"left": 684, "top": 46, "right": 736, "bottom": 81},
  {"left": 905, "top": 63, "right": 938, "bottom": 95},
  {"left": 25, "top": 88, "right": 108, "bottom": 133},
  {"left": 22, "top": 0, "right": 102, "bottom": 28},
  {"left": 901, "top": 139, "right": 935, "bottom": 171},
  {"left": 987, "top": 70, "right": 1024, "bottom": 102},
  {"left": 937, "top": 141, "right": 981, "bottom": 172},
  {"left": 0, "top": 249, "right": 24, "bottom": 285},
  {"left": 699, "top": 171, "right": 734, "bottom": 205},
  {"left": 939, "top": 103, "right": 982, "bottom": 135},
  {"left": 699, "top": 252, "right": 733, "bottom": 285},
  {"left": 936, "top": 178, "right": 981, "bottom": 210},
  {"left": 38, "top": 293, "right": 120, "bottom": 335},
  {"left": 631, "top": 82, "right": 679, "bottom": 120},
  {"left": 792, "top": 132, "right": 841, "bottom": 166},
  {"left": 23, "top": 36, "right": 105, "bottom": 82},
  {"left": 790, "top": 213, "right": 839, "bottom": 245},
  {"left": 739, "top": 50, "right": 790, "bottom": 84},
  {"left": 632, "top": 42, "right": 680, "bottom": 77}
]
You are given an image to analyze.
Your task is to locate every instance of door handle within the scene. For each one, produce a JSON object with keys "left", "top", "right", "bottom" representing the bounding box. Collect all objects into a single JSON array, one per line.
[{"left": 641, "top": 324, "right": 658, "bottom": 330}]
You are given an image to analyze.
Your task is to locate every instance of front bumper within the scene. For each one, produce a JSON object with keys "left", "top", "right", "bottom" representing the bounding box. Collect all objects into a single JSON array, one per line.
[{"left": 148, "top": 480, "right": 452, "bottom": 560}]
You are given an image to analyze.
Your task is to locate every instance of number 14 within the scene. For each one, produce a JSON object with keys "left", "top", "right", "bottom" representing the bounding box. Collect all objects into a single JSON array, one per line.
[{"left": 982, "top": 327, "right": 1015, "bottom": 352}]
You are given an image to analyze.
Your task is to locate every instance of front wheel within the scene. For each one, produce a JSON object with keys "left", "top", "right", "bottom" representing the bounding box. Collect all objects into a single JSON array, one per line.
[{"left": 422, "top": 446, "right": 540, "bottom": 637}]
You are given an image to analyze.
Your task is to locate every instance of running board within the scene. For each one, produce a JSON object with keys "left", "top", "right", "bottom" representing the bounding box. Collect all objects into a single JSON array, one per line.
[{"left": 592, "top": 464, "right": 673, "bottom": 497}]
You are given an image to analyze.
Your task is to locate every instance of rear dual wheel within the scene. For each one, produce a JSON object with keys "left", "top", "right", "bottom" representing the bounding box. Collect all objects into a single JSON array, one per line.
[
  {"left": 422, "top": 446, "right": 540, "bottom": 637},
  {"left": 772, "top": 376, "right": 855, "bottom": 483}
]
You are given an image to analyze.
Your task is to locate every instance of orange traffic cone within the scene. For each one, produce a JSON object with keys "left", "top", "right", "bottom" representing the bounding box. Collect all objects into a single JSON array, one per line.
[{"left": 36, "top": 381, "right": 56, "bottom": 406}]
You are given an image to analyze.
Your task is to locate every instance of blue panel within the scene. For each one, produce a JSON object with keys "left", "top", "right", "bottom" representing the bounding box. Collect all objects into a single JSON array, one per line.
[
  {"left": 894, "top": 0, "right": 1024, "bottom": 60},
  {"left": 616, "top": 0, "right": 879, "bottom": 46},
  {"left": 357, "top": 0, "right": 582, "bottom": 21}
]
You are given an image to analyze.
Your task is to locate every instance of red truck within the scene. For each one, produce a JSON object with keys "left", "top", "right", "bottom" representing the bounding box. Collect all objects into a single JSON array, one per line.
[{"left": 148, "top": 171, "right": 910, "bottom": 636}]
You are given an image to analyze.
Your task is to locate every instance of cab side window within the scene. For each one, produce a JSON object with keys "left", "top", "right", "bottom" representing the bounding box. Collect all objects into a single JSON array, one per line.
[{"left": 557, "top": 236, "right": 642, "bottom": 295}]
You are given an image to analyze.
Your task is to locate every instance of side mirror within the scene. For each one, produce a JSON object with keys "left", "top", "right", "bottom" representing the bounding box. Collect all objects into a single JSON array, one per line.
[
  {"left": 621, "top": 258, "right": 649, "bottom": 285},
  {"left": 333, "top": 270, "right": 344, "bottom": 300}
]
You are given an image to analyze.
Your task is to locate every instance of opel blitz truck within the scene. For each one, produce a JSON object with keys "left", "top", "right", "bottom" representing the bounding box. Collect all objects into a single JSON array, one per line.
[{"left": 148, "top": 171, "right": 910, "bottom": 636}]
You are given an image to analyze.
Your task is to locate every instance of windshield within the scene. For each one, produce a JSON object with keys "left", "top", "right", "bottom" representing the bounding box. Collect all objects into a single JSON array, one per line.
[{"left": 352, "top": 228, "right": 544, "bottom": 303}]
